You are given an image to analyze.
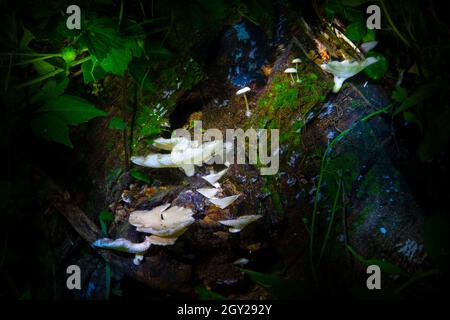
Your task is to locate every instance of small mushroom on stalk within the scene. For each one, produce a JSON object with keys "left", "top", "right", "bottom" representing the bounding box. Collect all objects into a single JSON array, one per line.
[
  {"left": 292, "top": 58, "right": 302, "bottom": 82},
  {"left": 284, "top": 68, "right": 298, "bottom": 84},
  {"left": 236, "top": 87, "right": 252, "bottom": 117}
]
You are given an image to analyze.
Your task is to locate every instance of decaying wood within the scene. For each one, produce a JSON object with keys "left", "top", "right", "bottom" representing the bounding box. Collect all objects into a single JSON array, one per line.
[{"left": 32, "top": 167, "right": 192, "bottom": 294}]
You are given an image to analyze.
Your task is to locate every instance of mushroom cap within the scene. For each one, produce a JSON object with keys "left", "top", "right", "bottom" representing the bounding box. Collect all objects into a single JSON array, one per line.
[
  {"left": 284, "top": 67, "right": 298, "bottom": 74},
  {"left": 236, "top": 87, "right": 251, "bottom": 95},
  {"left": 197, "top": 187, "right": 219, "bottom": 199},
  {"left": 320, "top": 57, "right": 378, "bottom": 78},
  {"left": 129, "top": 204, "right": 194, "bottom": 237},
  {"left": 92, "top": 237, "right": 152, "bottom": 254},
  {"left": 209, "top": 194, "right": 240, "bottom": 209},
  {"left": 152, "top": 136, "right": 189, "bottom": 151},
  {"left": 201, "top": 168, "right": 228, "bottom": 187},
  {"left": 292, "top": 58, "right": 302, "bottom": 63},
  {"left": 219, "top": 214, "right": 262, "bottom": 233}
]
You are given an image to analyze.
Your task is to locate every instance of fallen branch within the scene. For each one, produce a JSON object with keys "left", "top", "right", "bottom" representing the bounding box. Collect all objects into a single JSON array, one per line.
[{"left": 32, "top": 167, "right": 191, "bottom": 294}]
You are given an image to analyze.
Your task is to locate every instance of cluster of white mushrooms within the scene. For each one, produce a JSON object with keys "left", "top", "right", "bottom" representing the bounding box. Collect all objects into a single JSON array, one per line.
[
  {"left": 93, "top": 136, "right": 262, "bottom": 265},
  {"left": 284, "top": 57, "right": 302, "bottom": 84}
]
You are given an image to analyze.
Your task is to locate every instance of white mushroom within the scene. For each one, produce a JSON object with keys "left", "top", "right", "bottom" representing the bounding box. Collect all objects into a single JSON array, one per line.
[
  {"left": 129, "top": 204, "right": 195, "bottom": 237},
  {"left": 92, "top": 237, "right": 152, "bottom": 253},
  {"left": 196, "top": 187, "right": 219, "bottom": 198},
  {"left": 284, "top": 67, "right": 298, "bottom": 83},
  {"left": 236, "top": 87, "right": 252, "bottom": 117},
  {"left": 320, "top": 57, "right": 379, "bottom": 93},
  {"left": 201, "top": 168, "right": 228, "bottom": 187},
  {"left": 209, "top": 194, "right": 240, "bottom": 209},
  {"left": 132, "top": 138, "right": 229, "bottom": 177},
  {"left": 133, "top": 253, "right": 144, "bottom": 265},
  {"left": 292, "top": 58, "right": 302, "bottom": 82},
  {"left": 152, "top": 136, "right": 191, "bottom": 151},
  {"left": 219, "top": 214, "right": 262, "bottom": 233}
]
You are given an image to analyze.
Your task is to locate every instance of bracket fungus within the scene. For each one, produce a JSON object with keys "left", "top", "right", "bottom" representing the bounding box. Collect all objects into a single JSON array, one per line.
[
  {"left": 236, "top": 87, "right": 252, "bottom": 117},
  {"left": 320, "top": 57, "right": 379, "bottom": 93},
  {"left": 196, "top": 187, "right": 219, "bottom": 198},
  {"left": 219, "top": 214, "right": 262, "bottom": 233},
  {"left": 201, "top": 168, "right": 228, "bottom": 188},
  {"left": 92, "top": 235, "right": 178, "bottom": 265},
  {"left": 129, "top": 204, "right": 195, "bottom": 237},
  {"left": 209, "top": 194, "right": 240, "bottom": 209},
  {"left": 92, "top": 204, "right": 194, "bottom": 265},
  {"left": 284, "top": 67, "right": 298, "bottom": 83},
  {"left": 132, "top": 138, "right": 229, "bottom": 177}
]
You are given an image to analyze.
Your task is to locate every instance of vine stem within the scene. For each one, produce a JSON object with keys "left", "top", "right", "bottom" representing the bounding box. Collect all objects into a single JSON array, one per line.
[
  {"left": 309, "top": 104, "right": 391, "bottom": 279},
  {"left": 379, "top": 0, "right": 412, "bottom": 48}
]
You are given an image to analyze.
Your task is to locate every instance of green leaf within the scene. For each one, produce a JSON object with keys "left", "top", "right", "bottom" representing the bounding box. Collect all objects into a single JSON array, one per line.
[
  {"left": 37, "top": 95, "right": 106, "bottom": 125},
  {"left": 81, "top": 57, "right": 106, "bottom": 84},
  {"left": 82, "top": 17, "right": 124, "bottom": 61},
  {"left": 194, "top": 287, "right": 225, "bottom": 300},
  {"left": 130, "top": 168, "right": 151, "bottom": 184},
  {"left": 393, "top": 83, "right": 439, "bottom": 116},
  {"left": 347, "top": 245, "right": 408, "bottom": 276},
  {"left": 362, "top": 28, "right": 376, "bottom": 42},
  {"left": 33, "top": 60, "right": 57, "bottom": 76},
  {"left": 108, "top": 117, "right": 126, "bottom": 130},
  {"left": 31, "top": 113, "right": 72, "bottom": 148},
  {"left": 345, "top": 22, "right": 366, "bottom": 41},
  {"left": 99, "top": 47, "right": 132, "bottom": 76},
  {"left": 391, "top": 86, "right": 408, "bottom": 103},
  {"left": 364, "top": 52, "right": 388, "bottom": 80},
  {"left": 31, "top": 78, "right": 69, "bottom": 104},
  {"left": 241, "top": 268, "right": 304, "bottom": 299}
]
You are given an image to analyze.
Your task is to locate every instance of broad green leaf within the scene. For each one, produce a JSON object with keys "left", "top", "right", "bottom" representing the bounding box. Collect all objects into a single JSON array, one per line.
[
  {"left": 345, "top": 22, "right": 366, "bottom": 41},
  {"left": 130, "top": 168, "right": 151, "bottom": 184},
  {"left": 99, "top": 47, "right": 132, "bottom": 76},
  {"left": 20, "top": 25, "right": 35, "bottom": 49},
  {"left": 81, "top": 56, "right": 106, "bottom": 84},
  {"left": 31, "top": 113, "right": 72, "bottom": 148},
  {"left": 108, "top": 117, "right": 126, "bottom": 130},
  {"left": 347, "top": 245, "right": 408, "bottom": 276},
  {"left": 37, "top": 95, "right": 106, "bottom": 125},
  {"left": 362, "top": 28, "right": 376, "bottom": 42},
  {"left": 195, "top": 287, "right": 225, "bottom": 300},
  {"left": 364, "top": 51, "right": 388, "bottom": 80},
  {"left": 33, "top": 60, "right": 57, "bottom": 75},
  {"left": 241, "top": 268, "right": 304, "bottom": 299},
  {"left": 391, "top": 86, "right": 408, "bottom": 103},
  {"left": 393, "top": 83, "right": 439, "bottom": 116},
  {"left": 82, "top": 17, "right": 124, "bottom": 61},
  {"left": 31, "top": 77, "right": 69, "bottom": 104}
]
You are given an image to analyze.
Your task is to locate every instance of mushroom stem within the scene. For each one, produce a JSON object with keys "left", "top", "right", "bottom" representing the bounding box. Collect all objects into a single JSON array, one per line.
[
  {"left": 289, "top": 73, "right": 295, "bottom": 83},
  {"left": 295, "top": 63, "right": 301, "bottom": 82},
  {"left": 243, "top": 94, "right": 251, "bottom": 117}
]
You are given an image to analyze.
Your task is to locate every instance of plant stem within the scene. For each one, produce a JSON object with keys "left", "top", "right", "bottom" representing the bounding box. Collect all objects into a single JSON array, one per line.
[
  {"left": 244, "top": 94, "right": 250, "bottom": 115},
  {"left": 379, "top": 0, "right": 412, "bottom": 48}
]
